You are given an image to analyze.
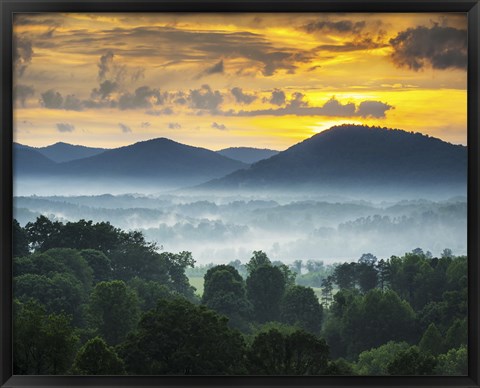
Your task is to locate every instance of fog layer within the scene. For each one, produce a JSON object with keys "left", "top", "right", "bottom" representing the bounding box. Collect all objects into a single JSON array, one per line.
[{"left": 14, "top": 189, "right": 467, "bottom": 264}]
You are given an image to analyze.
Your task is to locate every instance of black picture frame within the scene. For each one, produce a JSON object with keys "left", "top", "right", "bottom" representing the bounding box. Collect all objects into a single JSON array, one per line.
[{"left": 1, "top": 1, "right": 479, "bottom": 387}]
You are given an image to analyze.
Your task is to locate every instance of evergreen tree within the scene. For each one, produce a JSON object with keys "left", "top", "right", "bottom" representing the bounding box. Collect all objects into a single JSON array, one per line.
[{"left": 419, "top": 323, "right": 444, "bottom": 356}]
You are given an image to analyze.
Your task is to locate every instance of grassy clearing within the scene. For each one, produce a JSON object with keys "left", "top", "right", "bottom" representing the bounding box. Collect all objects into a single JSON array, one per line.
[
  {"left": 189, "top": 276, "right": 205, "bottom": 296},
  {"left": 311, "top": 287, "right": 323, "bottom": 301}
]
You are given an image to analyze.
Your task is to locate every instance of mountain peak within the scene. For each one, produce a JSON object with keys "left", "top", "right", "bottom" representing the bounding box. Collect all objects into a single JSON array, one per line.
[{"left": 201, "top": 124, "right": 467, "bottom": 194}]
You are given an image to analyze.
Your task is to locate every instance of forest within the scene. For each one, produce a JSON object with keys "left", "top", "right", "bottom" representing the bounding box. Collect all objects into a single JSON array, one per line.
[{"left": 13, "top": 216, "right": 467, "bottom": 376}]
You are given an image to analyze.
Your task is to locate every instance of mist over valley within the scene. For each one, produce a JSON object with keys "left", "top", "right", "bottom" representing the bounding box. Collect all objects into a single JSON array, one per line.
[{"left": 14, "top": 125, "right": 467, "bottom": 264}]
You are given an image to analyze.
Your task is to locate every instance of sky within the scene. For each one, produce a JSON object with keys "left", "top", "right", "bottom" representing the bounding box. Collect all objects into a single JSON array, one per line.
[{"left": 13, "top": 13, "right": 468, "bottom": 150}]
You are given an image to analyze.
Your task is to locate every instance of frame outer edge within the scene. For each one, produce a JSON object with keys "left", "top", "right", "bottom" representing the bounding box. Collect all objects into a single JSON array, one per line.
[
  {"left": 468, "top": 0, "right": 480, "bottom": 385},
  {"left": 0, "top": 0, "right": 13, "bottom": 387},
  {"left": 1, "top": 1, "right": 480, "bottom": 388}
]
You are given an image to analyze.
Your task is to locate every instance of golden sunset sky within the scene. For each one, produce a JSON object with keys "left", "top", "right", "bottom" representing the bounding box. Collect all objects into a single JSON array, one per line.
[{"left": 13, "top": 13, "right": 467, "bottom": 150}]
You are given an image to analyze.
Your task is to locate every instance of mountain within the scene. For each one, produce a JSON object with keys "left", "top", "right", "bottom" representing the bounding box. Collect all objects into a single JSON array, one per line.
[
  {"left": 51, "top": 137, "right": 248, "bottom": 186},
  {"left": 13, "top": 144, "right": 58, "bottom": 175},
  {"left": 216, "top": 147, "right": 279, "bottom": 164},
  {"left": 37, "top": 142, "right": 106, "bottom": 163},
  {"left": 201, "top": 125, "right": 467, "bottom": 195}
]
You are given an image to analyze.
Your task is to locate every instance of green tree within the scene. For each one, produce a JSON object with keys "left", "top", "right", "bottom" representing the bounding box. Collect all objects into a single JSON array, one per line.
[
  {"left": 160, "top": 251, "right": 196, "bottom": 299},
  {"left": 387, "top": 346, "right": 437, "bottom": 375},
  {"left": 274, "top": 262, "right": 297, "bottom": 287},
  {"left": 88, "top": 280, "right": 140, "bottom": 345},
  {"left": 320, "top": 276, "right": 334, "bottom": 307},
  {"left": 13, "top": 219, "right": 29, "bottom": 257},
  {"left": 14, "top": 272, "right": 85, "bottom": 324},
  {"left": 358, "top": 253, "right": 377, "bottom": 265},
  {"left": 128, "top": 277, "right": 172, "bottom": 312},
  {"left": 444, "top": 318, "right": 467, "bottom": 351},
  {"left": 323, "top": 358, "right": 355, "bottom": 375},
  {"left": 356, "top": 254, "right": 378, "bottom": 293},
  {"left": 14, "top": 300, "right": 78, "bottom": 374},
  {"left": 356, "top": 341, "right": 410, "bottom": 375},
  {"left": 419, "top": 323, "right": 444, "bottom": 356},
  {"left": 71, "top": 337, "right": 125, "bottom": 375},
  {"left": 333, "top": 262, "right": 356, "bottom": 290},
  {"left": 441, "top": 248, "right": 454, "bottom": 259},
  {"left": 24, "top": 215, "right": 63, "bottom": 252},
  {"left": 247, "top": 265, "right": 285, "bottom": 323},
  {"left": 202, "top": 265, "right": 251, "bottom": 330},
  {"left": 247, "top": 328, "right": 330, "bottom": 375},
  {"left": 14, "top": 300, "right": 47, "bottom": 374},
  {"left": 13, "top": 252, "right": 67, "bottom": 277},
  {"left": 435, "top": 346, "right": 467, "bottom": 375},
  {"left": 80, "top": 249, "right": 112, "bottom": 283},
  {"left": 376, "top": 259, "right": 391, "bottom": 291},
  {"left": 120, "top": 298, "right": 247, "bottom": 375},
  {"left": 323, "top": 289, "right": 416, "bottom": 358},
  {"left": 389, "top": 252, "right": 433, "bottom": 310},
  {"left": 109, "top": 240, "right": 168, "bottom": 284},
  {"left": 25, "top": 217, "right": 171, "bottom": 284},
  {"left": 43, "top": 248, "right": 93, "bottom": 291},
  {"left": 245, "top": 250, "right": 271, "bottom": 274},
  {"left": 446, "top": 256, "right": 467, "bottom": 292},
  {"left": 280, "top": 285, "right": 323, "bottom": 335}
]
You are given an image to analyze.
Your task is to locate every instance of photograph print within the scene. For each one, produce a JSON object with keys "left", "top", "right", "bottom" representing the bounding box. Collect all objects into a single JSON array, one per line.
[{"left": 12, "top": 12, "right": 468, "bottom": 376}]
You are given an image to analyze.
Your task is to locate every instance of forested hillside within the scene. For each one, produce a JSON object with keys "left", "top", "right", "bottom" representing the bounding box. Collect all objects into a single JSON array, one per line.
[{"left": 13, "top": 217, "right": 467, "bottom": 375}]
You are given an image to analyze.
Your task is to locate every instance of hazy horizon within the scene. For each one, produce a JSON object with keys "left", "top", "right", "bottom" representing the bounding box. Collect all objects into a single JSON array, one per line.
[{"left": 15, "top": 123, "right": 468, "bottom": 152}]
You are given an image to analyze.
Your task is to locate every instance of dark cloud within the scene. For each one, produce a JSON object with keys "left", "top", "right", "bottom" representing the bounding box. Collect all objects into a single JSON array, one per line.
[
  {"left": 40, "top": 89, "right": 85, "bottom": 111},
  {"left": 231, "top": 96, "right": 392, "bottom": 118},
  {"left": 317, "top": 37, "right": 387, "bottom": 52},
  {"left": 355, "top": 100, "right": 394, "bottom": 118},
  {"left": 320, "top": 97, "right": 356, "bottom": 116},
  {"left": 98, "top": 51, "right": 114, "bottom": 81},
  {"left": 211, "top": 122, "right": 227, "bottom": 130},
  {"left": 172, "top": 91, "right": 187, "bottom": 105},
  {"left": 146, "top": 107, "right": 174, "bottom": 116},
  {"left": 56, "top": 123, "right": 75, "bottom": 133},
  {"left": 303, "top": 20, "right": 366, "bottom": 34},
  {"left": 91, "top": 26, "right": 314, "bottom": 76},
  {"left": 14, "top": 36, "right": 33, "bottom": 76},
  {"left": 40, "top": 89, "right": 63, "bottom": 109},
  {"left": 269, "top": 89, "right": 286, "bottom": 106},
  {"left": 82, "top": 99, "right": 116, "bottom": 110},
  {"left": 168, "top": 122, "right": 182, "bottom": 129},
  {"left": 64, "top": 94, "right": 84, "bottom": 111},
  {"left": 118, "top": 123, "right": 132, "bottom": 133},
  {"left": 288, "top": 92, "right": 308, "bottom": 108},
  {"left": 14, "top": 84, "right": 35, "bottom": 107},
  {"left": 189, "top": 84, "right": 223, "bottom": 110},
  {"left": 118, "top": 86, "right": 165, "bottom": 110},
  {"left": 231, "top": 87, "right": 257, "bottom": 104},
  {"left": 390, "top": 25, "right": 467, "bottom": 70},
  {"left": 91, "top": 80, "right": 118, "bottom": 100},
  {"left": 175, "top": 97, "right": 187, "bottom": 105},
  {"left": 141, "top": 121, "right": 151, "bottom": 128},
  {"left": 196, "top": 60, "right": 225, "bottom": 79}
]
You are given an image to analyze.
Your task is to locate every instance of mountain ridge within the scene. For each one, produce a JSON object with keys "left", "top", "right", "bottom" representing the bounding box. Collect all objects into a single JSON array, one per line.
[
  {"left": 199, "top": 124, "right": 467, "bottom": 194},
  {"left": 14, "top": 125, "right": 467, "bottom": 196}
]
